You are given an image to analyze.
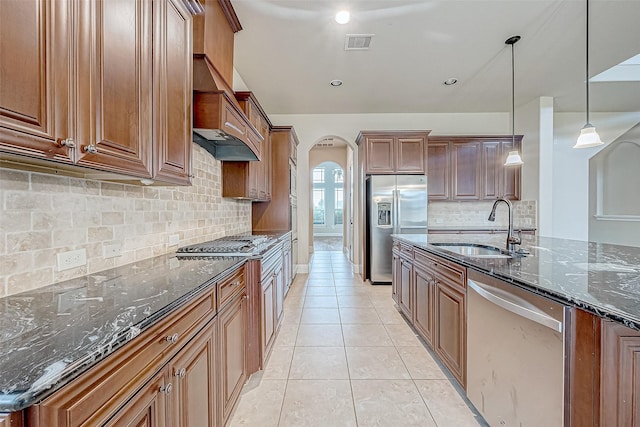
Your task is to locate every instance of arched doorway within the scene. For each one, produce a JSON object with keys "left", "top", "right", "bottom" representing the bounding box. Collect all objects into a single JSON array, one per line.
[{"left": 312, "top": 161, "right": 344, "bottom": 251}]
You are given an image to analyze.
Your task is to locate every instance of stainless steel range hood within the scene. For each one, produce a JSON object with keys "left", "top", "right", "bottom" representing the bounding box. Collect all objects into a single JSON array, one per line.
[{"left": 192, "top": 54, "right": 261, "bottom": 161}]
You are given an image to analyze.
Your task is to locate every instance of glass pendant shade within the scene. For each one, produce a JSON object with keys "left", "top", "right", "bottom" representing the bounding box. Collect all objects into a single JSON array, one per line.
[
  {"left": 504, "top": 150, "right": 524, "bottom": 166},
  {"left": 574, "top": 124, "right": 603, "bottom": 148}
]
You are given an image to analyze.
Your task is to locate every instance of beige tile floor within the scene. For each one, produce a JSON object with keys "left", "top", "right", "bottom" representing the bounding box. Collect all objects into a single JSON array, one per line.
[{"left": 228, "top": 251, "right": 484, "bottom": 427}]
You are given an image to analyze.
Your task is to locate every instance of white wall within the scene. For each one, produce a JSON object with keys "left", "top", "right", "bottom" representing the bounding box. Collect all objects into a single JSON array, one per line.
[
  {"left": 516, "top": 96, "right": 554, "bottom": 236},
  {"left": 551, "top": 112, "right": 640, "bottom": 240},
  {"left": 268, "top": 113, "right": 510, "bottom": 272}
]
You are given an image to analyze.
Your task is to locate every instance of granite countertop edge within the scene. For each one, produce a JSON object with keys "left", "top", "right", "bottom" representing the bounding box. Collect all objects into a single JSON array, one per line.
[{"left": 391, "top": 234, "right": 640, "bottom": 332}]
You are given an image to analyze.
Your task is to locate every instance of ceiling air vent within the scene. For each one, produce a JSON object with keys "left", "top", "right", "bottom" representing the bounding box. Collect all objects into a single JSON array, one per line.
[
  {"left": 345, "top": 34, "right": 374, "bottom": 50},
  {"left": 315, "top": 143, "right": 335, "bottom": 148}
]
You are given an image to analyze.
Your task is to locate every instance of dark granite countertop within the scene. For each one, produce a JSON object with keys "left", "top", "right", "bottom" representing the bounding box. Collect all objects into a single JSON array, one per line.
[
  {"left": 0, "top": 254, "right": 245, "bottom": 412},
  {"left": 392, "top": 233, "right": 640, "bottom": 331}
]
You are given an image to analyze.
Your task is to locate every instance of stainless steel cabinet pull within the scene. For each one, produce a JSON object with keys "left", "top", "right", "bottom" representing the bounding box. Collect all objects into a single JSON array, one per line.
[
  {"left": 82, "top": 144, "right": 98, "bottom": 154},
  {"left": 175, "top": 368, "right": 186, "bottom": 378},
  {"left": 165, "top": 333, "right": 179, "bottom": 344},
  {"left": 160, "top": 383, "right": 173, "bottom": 394}
]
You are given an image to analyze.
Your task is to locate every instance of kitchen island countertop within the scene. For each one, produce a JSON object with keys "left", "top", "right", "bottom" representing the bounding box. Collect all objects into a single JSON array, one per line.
[{"left": 392, "top": 233, "right": 640, "bottom": 331}]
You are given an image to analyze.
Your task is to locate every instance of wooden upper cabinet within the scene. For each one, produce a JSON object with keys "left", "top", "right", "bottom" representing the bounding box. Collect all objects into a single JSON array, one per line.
[
  {"left": 366, "top": 137, "right": 395, "bottom": 173},
  {"left": 252, "top": 126, "right": 299, "bottom": 232},
  {"left": 396, "top": 137, "right": 425, "bottom": 173},
  {"left": 357, "top": 131, "right": 429, "bottom": 174},
  {"left": 427, "top": 142, "right": 450, "bottom": 200},
  {"left": 0, "top": 0, "right": 74, "bottom": 163},
  {"left": 153, "top": 0, "right": 193, "bottom": 185},
  {"left": 229, "top": 91, "right": 272, "bottom": 201},
  {"left": 428, "top": 136, "right": 522, "bottom": 201},
  {"left": 0, "top": 0, "right": 194, "bottom": 185},
  {"left": 451, "top": 140, "right": 482, "bottom": 200},
  {"left": 75, "top": 0, "right": 154, "bottom": 177}
]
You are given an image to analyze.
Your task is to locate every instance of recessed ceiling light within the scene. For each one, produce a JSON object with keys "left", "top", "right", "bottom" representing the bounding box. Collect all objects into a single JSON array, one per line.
[
  {"left": 335, "top": 10, "right": 351, "bottom": 24},
  {"left": 444, "top": 78, "right": 458, "bottom": 86},
  {"left": 330, "top": 79, "right": 343, "bottom": 87}
]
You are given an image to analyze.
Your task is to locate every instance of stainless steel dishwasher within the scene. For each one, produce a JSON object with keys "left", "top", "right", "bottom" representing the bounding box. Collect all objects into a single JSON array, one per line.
[{"left": 467, "top": 270, "right": 566, "bottom": 426}]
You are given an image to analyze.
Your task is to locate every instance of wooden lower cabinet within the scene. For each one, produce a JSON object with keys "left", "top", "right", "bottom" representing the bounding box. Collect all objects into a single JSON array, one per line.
[
  {"left": 398, "top": 256, "right": 412, "bottom": 318},
  {"left": 391, "top": 241, "right": 466, "bottom": 388},
  {"left": 261, "top": 273, "right": 276, "bottom": 366},
  {"left": 391, "top": 248, "right": 401, "bottom": 304},
  {"left": 218, "top": 291, "right": 248, "bottom": 426},
  {"left": 434, "top": 280, "right": 466, "bottom": 387},
  {"left": 412, "top": 263, "right": 434, "bottom": 345},
  {"left": 600, "top": 321, "right": 640, "bottom": 427},
  {"left": 104, "top": 367, "right": 168, "bottom": 427},
  {"left": 169, "top": 318, "right": 217, "bottom": 427}
]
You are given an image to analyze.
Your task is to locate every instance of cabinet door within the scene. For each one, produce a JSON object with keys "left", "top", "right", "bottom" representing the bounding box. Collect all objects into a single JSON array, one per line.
[
  {"left": 413, "top": 265, "right": 434, "bottom": 345},
  {"left": 399, "top": 257, "right": 412, "bottom": 318},
  {"left": 365, "top": 137, "right": 395, "bottom": 174},
  {"left": 219, "top": 292, "right": 248, "bottom": 425},
  {"left": 75, "top": 0, "right": 153, "bottom": 177},
  {"left": 427, "top": 142, "right": 450, "bottom": 200},
  {"left": 153, "top": 0, "right": 192, "bottom": 184},
  {"left": 283, "top": 246, "right": 292, "bottom": 292},
  {"left": 275, "top": 267, "right": 284, "bottom": 328},
  {"left": 104, "top": 368, "right": 168, "bottom": 427},
  {"left": 396, "top": 137, "right": 425, "bottom": 173},
  {"left": 391, "top": 250, "right": 401, "bottom": 304},
  {"left": 169, "top": 319, "right": 216, "bottom": 427},
  {"left": 0, "top": 0, "right": 74, "bottom": 163},
  {"left": 600, "top": 322, "right": 640, "bottom": 427},
  {"left": 501, "top": 139, "right": 521, "bottom": 200},
  {"left": 481, "top": 141, "right": 501, "bottom": 200},
  {"left": 435, "top": 280, "right": 466, "bottom": 387},
  {"left": 261, "top": 274, "right": 276, "bottom": 365},
  {"left": 451, "top": 141, "right": 481, "bottom": 200},
  {"left": 262, "top": 123, "right": 272, "bottom": 200}
]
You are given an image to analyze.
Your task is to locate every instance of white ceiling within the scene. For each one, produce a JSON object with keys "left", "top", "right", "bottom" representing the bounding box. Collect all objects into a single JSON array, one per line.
[{"left": 231, "top": 0, "right": 640, "bottom": 115}]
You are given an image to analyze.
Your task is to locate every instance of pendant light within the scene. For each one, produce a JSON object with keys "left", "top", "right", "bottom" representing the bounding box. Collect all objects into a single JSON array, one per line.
[
  {"left": 504, "top": 35, "right": 524, "bottom": 166},
  {"left": 574, "top": 0, "right": 603, "bottom": 148}
]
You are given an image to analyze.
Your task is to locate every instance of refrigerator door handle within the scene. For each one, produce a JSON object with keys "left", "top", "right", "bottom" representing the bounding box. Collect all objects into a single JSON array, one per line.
[{"left": 392, "top": 189, "right": 399, "bottom": 234}]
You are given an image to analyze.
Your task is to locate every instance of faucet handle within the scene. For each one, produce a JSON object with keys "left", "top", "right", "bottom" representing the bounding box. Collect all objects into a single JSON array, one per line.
[{"left": 508, "top": 230, "right": 522, "bottom": 245}]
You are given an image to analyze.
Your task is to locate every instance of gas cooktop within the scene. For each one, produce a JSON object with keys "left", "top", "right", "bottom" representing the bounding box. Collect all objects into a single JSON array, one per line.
[{"left": 176, "top": 235, "right": 275, "bottom": 257}]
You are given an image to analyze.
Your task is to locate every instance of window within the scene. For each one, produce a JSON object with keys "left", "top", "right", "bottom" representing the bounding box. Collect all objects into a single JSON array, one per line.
[
  {"left": 313, "top": 168, "right": 324, "bottom": 183},
  {"left": 334, "top": 188, "right": 344, "bottom": 225},
  {"left": 334, "top": 169, "right": 344, "bottom": 183},
  {"left": 313, "top": 188, "right": 325, "bottom": 225}
]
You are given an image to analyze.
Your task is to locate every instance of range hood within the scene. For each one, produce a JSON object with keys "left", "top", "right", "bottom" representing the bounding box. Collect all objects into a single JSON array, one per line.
[{"left": 192, "top": 54, "right": 262, "bottom": 161}]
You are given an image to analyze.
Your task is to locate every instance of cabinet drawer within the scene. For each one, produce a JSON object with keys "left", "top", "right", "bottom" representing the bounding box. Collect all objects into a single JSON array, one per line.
[
  {"left": 414, "top": 249, "right": 466, "bottom": 290},
  {"left": 218, "top": 266, "right": 246, "bottom": 309},
  {"left": 399, "top": 243, "right": 414, "bottom": 259}
]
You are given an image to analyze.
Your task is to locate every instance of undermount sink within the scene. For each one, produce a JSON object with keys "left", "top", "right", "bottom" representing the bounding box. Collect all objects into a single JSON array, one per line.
[{"left": 430, "top": 243, "right": 513, "bottom": 259}]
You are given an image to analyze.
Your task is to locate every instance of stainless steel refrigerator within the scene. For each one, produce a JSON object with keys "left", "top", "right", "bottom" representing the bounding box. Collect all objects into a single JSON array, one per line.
[{"left": 366, "top": 175, "right": 428, "bottom": 284}]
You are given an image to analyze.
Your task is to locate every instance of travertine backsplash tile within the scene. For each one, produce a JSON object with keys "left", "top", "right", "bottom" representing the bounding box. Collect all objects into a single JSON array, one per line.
[
  {"left": 0, "top": 144, "right": 251, "bottom": 297},
  {"left": 428, "top": 200, "right": 537, "bottom": 228}
]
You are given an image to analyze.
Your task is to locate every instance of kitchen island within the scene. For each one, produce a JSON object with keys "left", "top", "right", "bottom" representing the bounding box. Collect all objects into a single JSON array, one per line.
[
  {"left": 393, "top": 233, "right": 640, "bottom": 329},
  {"left": 392, "top": 232, "right": 640, "bottom": 426}
]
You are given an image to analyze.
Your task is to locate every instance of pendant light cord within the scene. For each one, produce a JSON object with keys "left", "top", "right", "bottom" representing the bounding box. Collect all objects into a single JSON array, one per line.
[
  {"left": 585, "top": 0, "right": 590, "bottom": 125},
  {"left": 511, "top": 42, "right": 515, "bottom": 145}
]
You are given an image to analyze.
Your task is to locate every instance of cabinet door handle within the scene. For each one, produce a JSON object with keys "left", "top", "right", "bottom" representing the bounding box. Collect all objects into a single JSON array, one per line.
[
  {"left": 232, "top": 280, "right": 241, "bottom": 287},
  {"left": 58, "top": 137, "right": 75, "bottom": 148},
  {"left": 160, "top": 383, "right": 173, "bottom": 394},
  {"left": 175, "top": 368, "right": 186, "bottom": 378},
  {"left": 243, "top": 295, "right": 248, "bottom": 301},
  {"left": 165, "top": 333, "right": 179, "bottom": 344},
  {"left": 82, "top": 144, "right": 98, "bottom": 154}
]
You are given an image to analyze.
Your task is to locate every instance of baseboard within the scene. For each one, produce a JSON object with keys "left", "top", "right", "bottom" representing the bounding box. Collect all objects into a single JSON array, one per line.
[
  {"left": 296, "top": 264, "right": 309, "bottom": 274},
  {"left": 353, "top": 264, "right": 362, "bottom": 274}
]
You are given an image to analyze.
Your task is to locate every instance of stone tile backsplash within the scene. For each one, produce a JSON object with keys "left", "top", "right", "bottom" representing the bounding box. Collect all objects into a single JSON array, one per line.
[
  {"left": 0, "top": 145, "right": 251, "bottom": 297},
  {"left": 428, "top": 200, "right": 537, "bottom": 228}
]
